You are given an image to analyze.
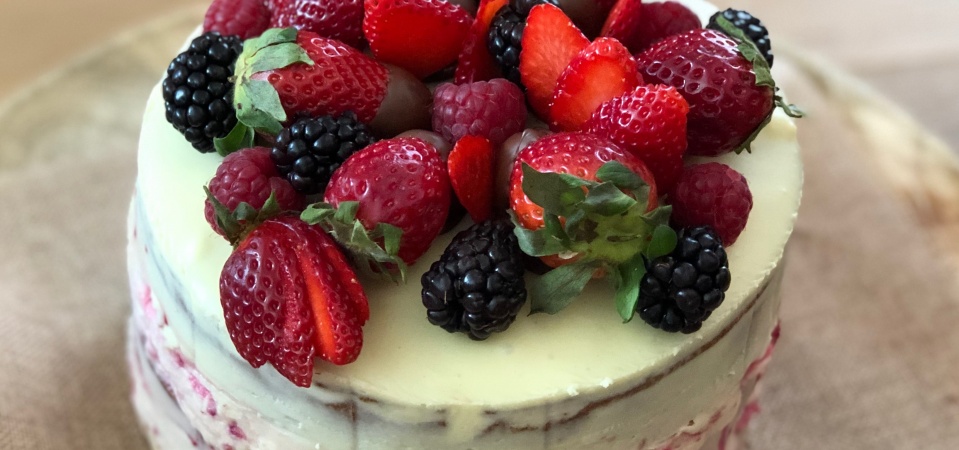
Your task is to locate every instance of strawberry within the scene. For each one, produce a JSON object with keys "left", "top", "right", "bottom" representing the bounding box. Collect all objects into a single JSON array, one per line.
[
  {"left": 599, "top": 0, "right": 642, "bottom": 51},
  {"left": 305, "top": 137, "right": 451, "bottom": 270},
  {"left": 636, "top": 28, "right": 800, "bottom": 156},
  {"left": 448, "top": 136, "right": 495, "bottom": 222},
  {"left": 519, "top": 3, "right": 589, "bottom": 118},
  {"left": 203, "top": 0, "right": 272, "bottom": 40},
  {"left": 364, "top": 0, "right": 473, "bottom": 79},
  {"left": 631, "top": 1, "right": 701, "bottom": 53},
  {"left": 548, "top": 37, "right": 643, "bottom": 132},
  {"left": 269, "top": 0, "right": 365, "bottom": 47},
  {"left": 454, "top": 0, "right": 508, "bottom": 84},
  {"left": 583, "top": 85, "right": 689, "bottom": 193},
  {"left": 220, "top": 216, "right": 367, "bottom": 387}
]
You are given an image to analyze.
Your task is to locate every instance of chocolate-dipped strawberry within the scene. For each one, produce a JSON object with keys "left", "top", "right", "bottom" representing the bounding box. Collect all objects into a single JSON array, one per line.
[
  {"left": 224, "top": 28, "right": 431, "bottom": 155},
  {"left": 557, "top": 0, "right": 614, "bottom": 38},
  {"left": 494, "top": 128, "right": 550, "bottom": 210}
]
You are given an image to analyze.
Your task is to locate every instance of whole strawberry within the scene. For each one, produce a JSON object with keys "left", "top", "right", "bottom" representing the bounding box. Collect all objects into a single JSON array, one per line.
[
  {"left": 203, "top": 0, "right": 272, "bottom": 40},
  {"left": 270, "top": 0, "right": 364, "bottom": 47},
  {"left": 204, "top": 147, "right": 305, "bottom": 239},
  {"left": 670, "top": 163, "right": 752, "bottom": 245},
  {"left": 304, "top": 137, "right": 451, "bottom": 270},
  {"left": 584, "top": 85, "right": 689, "bottom": 193},
  {"left": 220, "top": 216, "right": 368, "bottom": 387},
  {"left": 636, "top": 28, "right": 791, "bottom": 156},
  {"left": 432, "top": 79, "right": 526, "bottom": 146}
]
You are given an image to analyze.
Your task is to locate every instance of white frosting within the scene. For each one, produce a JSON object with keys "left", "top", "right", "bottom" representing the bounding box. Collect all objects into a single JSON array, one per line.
[{"left": 129, "top": 0, "right": 802, "bottom": 447}]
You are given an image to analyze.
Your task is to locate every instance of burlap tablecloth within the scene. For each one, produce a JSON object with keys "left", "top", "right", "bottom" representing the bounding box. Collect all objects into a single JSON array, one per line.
[{"left": 2, "top": 10, "right": 958, "bottom": 450}]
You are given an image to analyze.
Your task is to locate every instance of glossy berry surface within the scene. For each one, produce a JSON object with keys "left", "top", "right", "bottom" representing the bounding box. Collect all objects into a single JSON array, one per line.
[
  {"left": 631, "top": 1, "right": 701, "bottom": 53},
  {"left": 270, "top": 0, "right": 365, "bottom": 47},
  {"left": 162, "top": 32, "right": 243, "bottom": 153},
  {"left": 486, "top": 0, "right": 558, "bottom": 84},
  {"left": 708, "top": 8, "right": 773, "bottom": 67},
  {"left": 271, "top": 112, "right": 376, "bottom": 195},
  {"left": 637, "top": 226, "right": 731, "bottom": 334},
  {"left": 432, "top": 79, "right": 526, "bottom": 145},
  {"left": 670, "top": 163, "right": 753, "bottom": 245},
  {"left": 203, "top": 0, "right": 272, "bottom": 40},
  {"left": 422, "top": 220, "right": 527, "bottom": 340}
]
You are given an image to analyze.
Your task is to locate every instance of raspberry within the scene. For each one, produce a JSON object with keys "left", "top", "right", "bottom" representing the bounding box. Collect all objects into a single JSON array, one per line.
[
  {"left": 203, "top": 0, "right": 272, "bottom": 40},
  {"left": 632, "top": 1, "right": 701, "bottom": 52},
  {"left": 670, "top": 163, "right": 752, "bottom": 245},
  {"left": 204, "top": 147, "right": 306, "bottom": 237},
  {"left": 432, "top": 79, "right": 526, "bottom": 146}
]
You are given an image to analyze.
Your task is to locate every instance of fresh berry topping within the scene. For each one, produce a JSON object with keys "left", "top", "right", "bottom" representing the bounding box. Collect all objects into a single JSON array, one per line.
[
  {"left": 708, "top": 9, "right": 773, "bottom": 67},
  {"left": 519, "top": 3, "right": 589, "bottom": 118},
  {"left": 448, "top": 136, "right": 495, "bottom": 222},
  {"left": 670, "top": 163, "right": 752, "bottom": 245},
  {"left": 364, "top": 0, "right": 473, "bottom": 78},
  {"left": 162, "top": 32, "right": 243, "bottom": 153},
  {"left": 432, "top": 79, "right": 526, "bottom": 145},
  {"left": 270, "top": 0, "right": 365, "bottom": 47},
  {"left": 203, "top": 0, "right": 272, "bottom": 40},
  {"left": 599, "top": 0, "right": 642, "bottom": 52},
  {"left": 421, "top": 220, "right": 527, "bottom": 340},
  {"left": 454, "top": 0, "right": 509, "bottom": 84},
  {"left": 220, "top": 216, "right": 367, "bottom": 387},
  {"left": 630, "top": 1, "right": 701, "bottom": 53},
  {"left": 637, "top": 226, "right": 730, "bottom": 334},
  {"left": 636, "top": 29, "right": 774, "bottom": 156},
  {"left": 307, "top": 137, "right": 451, "bottom": 268},
  {"left": 584, "top": 85, "right": 689, "bottom": 193},
  {"left": 271, "top": 112, "right": 376, "bottom": 195},
  {"left": 486, "top": 0, "right": 559, "bottom": 85},
  {"left": 235, "top": 29, "right": 389, "bottom": 135},
  {"left": 204, "top": 147, "right": 306, "bottom": 238},
  {"left": 548, "top": 37, "right": 643, "bottom": 132}
]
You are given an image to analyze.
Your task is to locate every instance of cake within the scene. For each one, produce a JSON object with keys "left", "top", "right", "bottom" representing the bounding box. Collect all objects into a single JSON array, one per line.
[{"left": 126, "top": 0, "right": 802, "bottom": 449}]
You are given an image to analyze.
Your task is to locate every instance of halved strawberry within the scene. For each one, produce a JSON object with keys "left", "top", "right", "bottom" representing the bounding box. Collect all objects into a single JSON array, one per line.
[
  {"left": 448, "top": 136, "right": 495, "bottom": 222},
  {"left": 600, "top": 0, "right": 643, "bottom": 51},
  {"left": 549, "top": 38, "right": 643, "bottom": 132},
  {"left": 454, "top": 0, "right": 508, "bottom": 84},
  {"left": 519, "top": 3, "right": 589, "bottom": 118},
  {"left": 364, "top": 0, "right": 473, "bottom": 78}
]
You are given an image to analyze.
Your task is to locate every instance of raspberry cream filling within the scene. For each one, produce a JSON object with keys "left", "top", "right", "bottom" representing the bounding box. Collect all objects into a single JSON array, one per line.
[{"left": 131, "top": 0, "right": 801, "bottom": 447}]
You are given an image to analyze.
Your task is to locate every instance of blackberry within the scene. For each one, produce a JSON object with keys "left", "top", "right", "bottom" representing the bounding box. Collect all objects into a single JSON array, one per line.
[
  {"left": 421, "top": 220, "right": 527, "bottom": 340},
  {"left": 271, "top": 112, "right": 375, "bottom": 195},
  {"left": 708, "top": 9, "right": 774, "bottom": 67},
  {"left": 162, "top": 32, "right": 243, "bottom": 153},
  {"left": 637, "top": 226, "right": 731, "bottom": 334},
  {"left": 486, "top": 0, "right": 560, "bottom": 85}
]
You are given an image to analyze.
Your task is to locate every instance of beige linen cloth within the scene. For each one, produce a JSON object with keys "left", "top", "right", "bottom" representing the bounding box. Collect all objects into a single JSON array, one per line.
[{"left": 2, "top": 11, "right": 959, "bottom": 450}]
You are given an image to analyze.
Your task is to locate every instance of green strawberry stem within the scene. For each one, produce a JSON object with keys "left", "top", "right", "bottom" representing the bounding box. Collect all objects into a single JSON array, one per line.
[
  {"left": 513, "top": 161, "right": 677, "bottom": 321},
  {"left": 301, "top": 201, "right": 407, "bottom": 282},
  {"left": 205, "top": 189, "right": 283, "bottom": 247}
]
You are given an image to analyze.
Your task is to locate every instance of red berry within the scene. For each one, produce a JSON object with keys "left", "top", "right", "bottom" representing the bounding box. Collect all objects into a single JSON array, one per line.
[
  {"left": 220, "top": 217, "right": 367, "bottom": 387},
  {"left": 600, "top": 0, "right": 643, "bottom": 52},
  {"left": 671, "top": 163, "right": 752, "bottom": 245},
  {"left": 252, "top": 32, "right": 390, "bottom": 124},
  {"left": 631, "top": 1, "right": 701, "bottom": 53},
  {"left": 204, "top": 147, "right": 305, "bottom": 238},
  {"left": 203, "top": 0, "right": 272, "bottom": 40},
  {"left": 448, "top": 136, "right": 495, "bottom": 222},
  {"left": 636, "top": 29, "right": 775, "bottom": 156},
  {"left": 432, "top": 79, "right": 526, "bottom": 146},
  {"left": 519, "top": 3, "right": 590, "bottom": 118},
  {"left": 270, "top": 0, "right": 365, "bottom": 48},
  {"left": 364, "top": 0, "right": 473, "bottom": 78},
  {"left": 454, "top": 0, "right": 508, "bottom": 84},
  {"left": 324, "top": 137, "right": 451, "bottom": 265},
  {"left": 584, "top": 85, "right": 689, "bottom": 193},
  {"left": 548, "top": 37, "right": 643, "bottom": 132}
]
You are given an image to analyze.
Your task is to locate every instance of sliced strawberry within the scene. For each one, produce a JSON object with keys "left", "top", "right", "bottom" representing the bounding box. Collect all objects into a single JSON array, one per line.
[
  {"left": 454, "top": 0, "right": 509, "bottom": 84},
  {"left": 548, "top": 38, "right": 643, "bottom": 132},
  {"left": 519, "top": 3, "right": 590, "bottom": 118},
  {"left": 312, "top": 228, "right": 370, "bottom": 324},
  {"left": 600, "top": 0, "right": 643, "bottom": 51},
  {"left": 364, "top": 0, "right": 473, "bottom": 79},
  {"left": 448, "top": 136, "right": 495, "bottom": 222}
]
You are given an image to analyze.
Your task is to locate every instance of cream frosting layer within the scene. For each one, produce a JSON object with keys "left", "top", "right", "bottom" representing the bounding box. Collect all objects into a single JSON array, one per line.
[{"left": 130, "top": 0, "right": 802, "bottom": 447}]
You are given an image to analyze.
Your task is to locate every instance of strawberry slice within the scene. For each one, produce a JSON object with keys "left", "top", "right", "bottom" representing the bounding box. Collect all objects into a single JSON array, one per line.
[
  {"left": 364, "top": 0, "right": 473, "bottom": 79},
  {"left": 454, "top": 0, "right": 508, "bottom": 84},
  {"left": 448, "top": 136, "right": 495, "bottom": 222},
  {"left": 600, "top": 0, "right": 643, "bottom": 51},
  {"left": 311, "top": 227, "right": 370, "bottom": 324},
  {"left": 549, "top": 38, "right": 643, "bottom": 132},
  {"left": 519, "top": 3, "right": 590, "bottom": 118}
]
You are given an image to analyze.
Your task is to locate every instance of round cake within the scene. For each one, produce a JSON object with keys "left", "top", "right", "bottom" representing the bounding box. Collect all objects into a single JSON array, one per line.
[{"left": 126, "top": 0, "right": 803, "bottom": 449}]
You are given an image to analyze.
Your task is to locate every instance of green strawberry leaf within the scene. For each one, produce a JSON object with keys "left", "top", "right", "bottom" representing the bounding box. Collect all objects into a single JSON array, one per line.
[
  {"left": 234, "top": 79, "right": 286, "bottom": 135},
  {"left": 247, "top": 42, "right": 313, "bottom": 75},
  {"left": 214, "top": 121, "right": 255, "bottom": 157},
  {"left": 595, "top": 161, "right": 647, "bottom": 191},
  {"left": 775, "top": 93, "right": 805, "bottom": 118},
  {"left": 614, "top": 254, "right": 647, "bottom": 322},
  {"left": 712, "top": 16, "right": 774, "bottom": 89},
  {"left": 509, "top": 211, "right": 569, "bottom": 257},
  {"left": 646, "top": 224, "right": 678, "bottom": 260},
  {"left": 582, "top": 182, "right": 637, "bottom": 216},
  {"left": 528, "top": 262, "right": 596, "bottom": 315},
  {"left": 204, "top": 189, "right": 282, "bottom": 247},
  {"left": 245, "top": 27, "right": 300, "bottom": 50},
  {"left": 521, "top": 163, "right": 589, "bottom": 216}
]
